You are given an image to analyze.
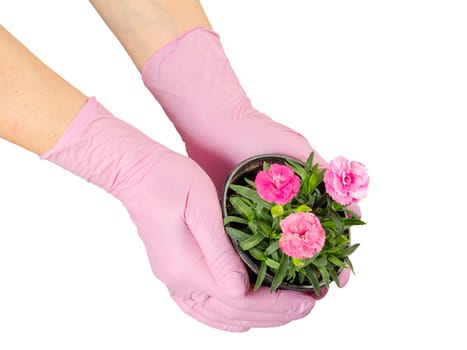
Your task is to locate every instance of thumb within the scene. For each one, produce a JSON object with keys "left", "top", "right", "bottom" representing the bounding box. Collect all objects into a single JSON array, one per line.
[{"left": 185, "top": 178, "right": 250, "bottom": 297}]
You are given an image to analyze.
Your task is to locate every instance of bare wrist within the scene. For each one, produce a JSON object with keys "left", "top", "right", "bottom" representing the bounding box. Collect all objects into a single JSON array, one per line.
[{"left": 89, "top": 0, "right": 211, "bottom": 71}]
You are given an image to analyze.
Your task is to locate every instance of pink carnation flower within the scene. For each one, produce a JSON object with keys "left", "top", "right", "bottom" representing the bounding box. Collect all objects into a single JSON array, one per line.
[
  {"left": 278, "top": 212, "right": 325, "bottom": 259},
  {"left": 324, "top": 156, "right": 369, "bottom": 205},
  {"left": 255, "top": 164, "right": 300, "bottom": 205}
]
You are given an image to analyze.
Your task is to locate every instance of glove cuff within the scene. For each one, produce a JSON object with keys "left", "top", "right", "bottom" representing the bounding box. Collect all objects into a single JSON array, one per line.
[{"left": 40, "top": 97, "right": 167, "bottom": 197}]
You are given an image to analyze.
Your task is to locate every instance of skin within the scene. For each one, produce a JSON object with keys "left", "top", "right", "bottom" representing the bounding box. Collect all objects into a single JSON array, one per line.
[
  {"left": 88, "top": 0, "right": 212, "bottom": 71},
  {"left": 0, "top": 25, "right": 87, "bottom": 155},
  {"left": 0, "top": 0, "right": 211, "bottom": 154},
  {"left": 0, "top": 2, "right": 338, "bottom": 330}
]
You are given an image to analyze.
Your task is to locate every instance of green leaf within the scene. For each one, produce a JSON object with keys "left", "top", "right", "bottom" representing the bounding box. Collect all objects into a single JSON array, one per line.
[
  {"left": 318, "top": 168, "right": 326, "bottom": 181},
  {"left": 285, "top": 159, "right": 307, "bottom": 179},
  {"left": 264, "top": 241, "right": 280, "bottom": 255},
  {"left": 271, "top": 217, "right": 281, "bottom": 233},
  {"left": 329, "top": 267, "right": 341, "bottom": 287},
  {"left": 338, "top": 243, "right": 360, "bottom": 258},
  {"left": 287, "top": 269, "right": 296, "bottom": 282},
  {"left": 271, "top": 251, "right": 279, "bottom": 261},
  {"left": 254, "top": 261, "right": 267, "bottom": 291},
  {"left": 328, "top": 234, "right": 349, "bottom": 247},
  {"left": 298, "top": 270, "right": 306, "bottom": 284},
  {"left": 328, "top": 255, "right": 348, "bottom": 269},
  {"left": 229, "top": 196, "right": 254, "bottom": 220},
  {"left": 223, "top": 216, "right": 248, "bottom": 226},
  {"left": 265, "top": 257, "right": 280, "bottom": 269},
  {"left": 321, "top": 220, "right": 336, "bottom": 229},
  {"left": 327, "top": 210, "right": 345, "bottom": 234},
  {"left": 300, "top": 175, "right": 309, "bottom": 195},
  {"left": 318, "top": 266, "right": 330, "bottom": 288},
  {"left": 256, "top": 208, "right": 270, "bottom": 223},
  {"left": 259, "top": 222, "right": 273, "bottom": 236},
  {"left": 306, "top": 164, "right": 321, "bottom": 195},
  {"left": 344, "top": 257, "right": 356, "bottom": 274},
  {"left": 343, "top": 218, "right": 367, "bottom": 226},
  {"left": 270, "top": 254, "right": 290, "bottom": 292},
  {"left": 240, "top": 233, "right": 265, "bottom": 251},
  {"left": 311, "top": 254, "right": 328, "bottom": 267},
  {"left": 229, "top": 184, "right": 272, "bottom": 209},
  {"left": 314, "top": 194, "right": 328, "bottom": 211},
  {"left": 306, "top": 193, "right": 316, "bottom": 209},
  {"left": 305, "top": 152, "right": 315, "bottom": 173},
  {"left": 262, "top": 161, "right": 270, "bottom": 171},
  {"left": 297, "top": 257, "right": 316, "bottom": 268},
  {"left": 244, "top": 177, "right": 256, "bottom": 188},
  {"left": 225, "top": 227, "right": 251, "bottom": 241},
  {"left": 325, "top": 246, "right": 343, "bottom": 254},
  {"left": 249, "top": 248, "right": 266, "bottom": 261},
  {"left": 304, "top": 266, "right": 321, "bottom": 296},
  {"left": 247, "top": 221, "right": 259, "bottom": 235},
  {"left": 271, "top": 232, "right": 281, "bottom": 240},
  {"left": 332, "top": 201, "right": 344, "bottom": 211}
]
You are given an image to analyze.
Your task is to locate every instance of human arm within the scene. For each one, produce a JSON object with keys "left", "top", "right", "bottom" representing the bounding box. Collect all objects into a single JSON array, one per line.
[
  {"left": 87, "top": 0, "right": 330, "bottom": 193},
  {"left": 0, "top": 24, "right": 87, "bottom": 155},
  {"left": 88, "top": 0, "right": 212, "bottom": 71},
  {"left": 88, "top": 1, "right": 355, "bottom": 290},
  {"left": 0, "top": 25, "right": 316, "bottom": 331}
]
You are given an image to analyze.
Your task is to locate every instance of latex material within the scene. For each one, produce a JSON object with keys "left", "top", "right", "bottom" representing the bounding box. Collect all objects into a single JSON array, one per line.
[
  {"left": 142, "top": 27, "right": 328, "bottom": 194},
  {"left": 41, "top": 97, "right": 316, "bottom": 332},
  {"left": 142, "top": 26, "right": 353, "bottom": 285}
]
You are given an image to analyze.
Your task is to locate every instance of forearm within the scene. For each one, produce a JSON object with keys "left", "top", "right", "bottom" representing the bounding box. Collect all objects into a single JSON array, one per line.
[
  {"left": 0, "top": 25, "right": 87, "bottom": 155},
  {"left": 89, "top": 0, "right": 212, "bottom": 71}
]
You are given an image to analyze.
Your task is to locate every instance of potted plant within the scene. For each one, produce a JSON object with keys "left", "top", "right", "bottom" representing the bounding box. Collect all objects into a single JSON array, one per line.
[{"left": 221, "top": 152, "right": 369, "bottom": 295}]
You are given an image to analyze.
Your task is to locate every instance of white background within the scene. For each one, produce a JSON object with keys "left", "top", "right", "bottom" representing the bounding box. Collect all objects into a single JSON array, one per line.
[{"left": 1, "top": 0, "right": 466, "bottom": 349}]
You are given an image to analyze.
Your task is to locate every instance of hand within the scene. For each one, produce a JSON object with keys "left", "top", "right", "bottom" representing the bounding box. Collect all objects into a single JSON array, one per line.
[
  {"left": 41, "top": 97, "right": 316, "bottom": 332},
  {"left": 142, "top": 27, "right": 328, "bottom": 192},
  {"left": 142, "top": 27, "right": 355, "bottom": 289}
]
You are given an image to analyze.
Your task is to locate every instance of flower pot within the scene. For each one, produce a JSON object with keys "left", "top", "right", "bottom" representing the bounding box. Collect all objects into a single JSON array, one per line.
[{"left": 221, "top": 153, "right": 351, "bottom": 293}]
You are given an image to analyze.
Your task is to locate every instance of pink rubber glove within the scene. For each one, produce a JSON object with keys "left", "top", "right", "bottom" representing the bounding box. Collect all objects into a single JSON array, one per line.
[
  {"left": 142, "top": 27, "right": 352, "bottom": 289},
  {"left": 40, "top": 97, "right": 316, "bottom": 332}
]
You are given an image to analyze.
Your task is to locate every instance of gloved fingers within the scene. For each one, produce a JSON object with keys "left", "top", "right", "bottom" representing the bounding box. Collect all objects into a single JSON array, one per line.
[
  {"left": 191, "top": 302, "right": 290, "bottom": 329},
  {"left": 214, "top": 286, "right": 315, "bottom": 317},
  {"left": 171, "top": 293, "right": 299, "bottom": 331},
  {"left": 191, "top": 115, "right": 329, "bottom": 193},
  {"left": 162, "top": 248, "right": 316, "bottom": 322},
  {"left": 224, "top": 116, "right": 328, "bottom": 173},
  {"left": 337, "top": 267, "right": 351, "bottom": 288},
  {"left": 171, "top": 293, "right": 251, "bottom": 332},
  {"left": 142, "top": 213, "right": 251, "bottom": 302},
  {"left": 346, "top": 203, "right": 362, "bottom": 218},
  {"left": 184, "top": 173, "right": 250, "bottom": 297},
  {"left": 307, "top": 287, "right": 329, "bottom": 300}
]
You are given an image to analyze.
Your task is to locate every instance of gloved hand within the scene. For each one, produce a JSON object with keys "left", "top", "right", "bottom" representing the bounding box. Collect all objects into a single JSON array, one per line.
[
  {"left": 142, "top": 27, "right": 327, "bottom": 193},
  {"left": 142, "top": 27, "right": 354, "bottom": 289},
  {"left": 40, "top": 97, "right": 316, "bottom": 332}
]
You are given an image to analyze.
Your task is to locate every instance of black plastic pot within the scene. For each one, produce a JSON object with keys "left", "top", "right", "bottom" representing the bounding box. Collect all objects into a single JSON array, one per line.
[{"left": 221, "top": 154, "right": 346, "bottom": 292}]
